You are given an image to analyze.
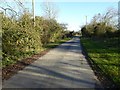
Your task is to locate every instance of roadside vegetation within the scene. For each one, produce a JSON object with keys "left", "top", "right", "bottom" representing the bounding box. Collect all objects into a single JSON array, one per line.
[
  {"left": 80, "top": 8, "right": 120, "bottom": 87},
  {"left": 0, "top": 1, "right": 74, "bottom": 67},
  {"left": 81, "top": 37, "right": 120, "bottom": 87}
]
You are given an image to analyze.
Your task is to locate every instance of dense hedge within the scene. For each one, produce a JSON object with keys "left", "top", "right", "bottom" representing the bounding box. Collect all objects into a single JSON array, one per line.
[
  {"left": 81, "top": 8, "right": 118, "bottom": 38},
  {"left": 81, "top": 23, "right": 119, "bottom": 38},
  {"left": 1, "top": 12, "right": 68, "bottom": 67}
]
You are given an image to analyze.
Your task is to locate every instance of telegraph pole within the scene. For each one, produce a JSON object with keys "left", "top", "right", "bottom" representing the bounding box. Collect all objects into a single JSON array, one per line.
[
  {"left": 85, "top": 16, "right": 87, "bottom": 29},
  {"left": 118, "top": 1, "right": 120, "bottom": 29},
  {"left": 86, "top": 16, "right": 87, "bottom": 26},
  {"left": 32, "top": 0, "right": 35, "bottom": 26}
]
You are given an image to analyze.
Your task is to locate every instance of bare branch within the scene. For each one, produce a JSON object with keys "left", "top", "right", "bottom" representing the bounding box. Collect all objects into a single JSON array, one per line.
[{"left": 42, "top": 2, "right": 59, "bottom": 20}]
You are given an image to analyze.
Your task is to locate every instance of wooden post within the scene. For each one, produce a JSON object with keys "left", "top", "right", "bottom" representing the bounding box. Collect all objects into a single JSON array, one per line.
[{"left": 32, "top": 0, "right": 35, "bottom": 26}]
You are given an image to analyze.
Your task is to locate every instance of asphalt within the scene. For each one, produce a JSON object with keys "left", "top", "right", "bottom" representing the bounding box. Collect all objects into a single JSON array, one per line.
[{"left": 2, "top": 37, "right": 102, "bottom": 89}]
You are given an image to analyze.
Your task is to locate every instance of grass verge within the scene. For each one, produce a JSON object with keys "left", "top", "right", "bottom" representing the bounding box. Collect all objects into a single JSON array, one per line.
[
  {"left": 44, "top": 38, "right": 71, "bottom": 49},
  {"left": 80, "top": 37, "right": 120, "bottom": 88}
]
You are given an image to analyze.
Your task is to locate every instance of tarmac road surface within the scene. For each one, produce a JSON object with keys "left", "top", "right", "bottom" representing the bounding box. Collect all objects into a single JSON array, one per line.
[{"left": 2, "top": 36, "right": 102, "bottom": 89}]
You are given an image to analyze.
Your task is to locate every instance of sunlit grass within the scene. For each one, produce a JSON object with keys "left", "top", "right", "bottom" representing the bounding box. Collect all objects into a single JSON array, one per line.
[
  {"left": 44, "top": 38, "right": 71, "bottom": 49},
  {"left": 80, "top": 37, "right": 120, "bottom": 86}
]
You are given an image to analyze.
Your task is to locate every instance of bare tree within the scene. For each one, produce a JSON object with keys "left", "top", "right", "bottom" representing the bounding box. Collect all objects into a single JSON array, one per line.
[
  {"left": 13, "top": 0, "right": 26, "bottom": 15},
  {"left": 0, "top": 6, "right": 18, "bottom": 19},
  {"left": 102, "top": 8, "right": 117, "bottom": 26},
  {"left": 42, "top": 1, "right": 58, "bottom": 20},
  {"left": 60, "top": 23, "right": 68, "bottom": 30},
  {"left": 91, "top": 7, "right": 117, "bottom": 28},
  {"left": 0, "top": 0, "right": 25, "bottom": 18}
]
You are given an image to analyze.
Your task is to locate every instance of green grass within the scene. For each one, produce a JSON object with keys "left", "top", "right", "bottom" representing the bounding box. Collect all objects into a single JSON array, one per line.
[
  {"left": 44, "top": 38, "right": 71, "bottom": 49},
  {"left": 80, "top": 37, "right": 120, "bottom": 86}
]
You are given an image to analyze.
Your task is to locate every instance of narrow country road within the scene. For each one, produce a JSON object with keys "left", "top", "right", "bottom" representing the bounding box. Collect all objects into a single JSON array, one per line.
[{"left": 3, "top": 37, "right": 102, "bottom": 88}]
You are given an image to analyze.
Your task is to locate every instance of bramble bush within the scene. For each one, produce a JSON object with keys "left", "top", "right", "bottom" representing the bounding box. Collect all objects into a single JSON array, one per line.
[{"left": 2, "top": 12, "right": 68, "bottom": 67}]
